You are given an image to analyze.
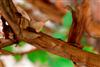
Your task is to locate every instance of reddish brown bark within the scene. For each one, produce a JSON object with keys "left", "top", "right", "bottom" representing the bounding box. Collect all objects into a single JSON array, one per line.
[{"left": 0, "top": 0, "right": 100, "bottom": 67}]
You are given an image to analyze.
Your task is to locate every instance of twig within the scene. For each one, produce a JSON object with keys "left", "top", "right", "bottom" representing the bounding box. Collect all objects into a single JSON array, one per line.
[
  {"left": 0, "top": 49, "right": 14, "bottom": 55},
  {"left": 0, "top": 0, "right": 100, "bottom": 67},
  {"left": 0, "top": 38, "right": 38, "bottom": 55},
  {"left": 22, "top": 31, "right": 100, "bottom": 67},
  {"left": 0, "top": 38, "right": 14, "bottom": 48}
]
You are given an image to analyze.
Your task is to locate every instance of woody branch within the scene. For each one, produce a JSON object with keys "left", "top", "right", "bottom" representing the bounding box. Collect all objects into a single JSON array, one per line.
[{"left": 0, "top": 0, "right": 100, "bottom": 67}]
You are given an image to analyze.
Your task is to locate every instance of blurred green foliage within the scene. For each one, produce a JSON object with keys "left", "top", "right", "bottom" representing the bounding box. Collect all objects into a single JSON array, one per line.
[
  {"left": 27, "top": 50, "right": 74, "bottom": 67},
  {"left": 52, "top": 33, "right": 67, "bottom": 41},
  {"left": 27, "top": 50, "right": 48, "bottom": 63},
  {"left": 52, "top": 11, "right": 72, "bottom": 41},
  {"left": 18, "top": 41, "right": 26, "bottom": 47},
  {"left": 62, "top": 11, "right": 72, "bottom": 29},
  {"left": 48, "top": 55, "right": 74, "bottom": 67},
  {"left": 3, "top": 46, "right": 13, "bottom": 52},
  {"left": 83, "top": 46, "right": 96, "bottom": 54},
  {"left": 14, "top": 54, "right": 22, "bottom": 61}
]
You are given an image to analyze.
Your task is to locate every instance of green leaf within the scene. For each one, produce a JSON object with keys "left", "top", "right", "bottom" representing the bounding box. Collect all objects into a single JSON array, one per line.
[
  {"left": 27, "top": 50, "right": 48, "bottom": 63},
  {"left": 14, "top": 54, "right": 22, "bottom": 61},
  {"left": 83, "top": 46, "right": 95, "bottom": 53},
  {"left": 18, "top": 41, "right": 26, "bottom": 47},
  {"left": 52, "top": 33, "right": 67, "bottom": 41},
  {"left": 62, "top": 11, "right": 72, "bottom": 29},
  {"left": 3, "top": 46, "right": 13, "bottom": 52},
  {"left": 52, "top": 11, "right": 72, "bottom": 41},
  {"left": 48, "top": 56, "right": 74, "bottom": 67}
]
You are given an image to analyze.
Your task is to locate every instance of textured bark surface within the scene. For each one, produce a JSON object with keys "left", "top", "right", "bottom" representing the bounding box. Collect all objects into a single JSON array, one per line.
[{"left": 0, "top": 0, "right": 100, "bottom": 67}]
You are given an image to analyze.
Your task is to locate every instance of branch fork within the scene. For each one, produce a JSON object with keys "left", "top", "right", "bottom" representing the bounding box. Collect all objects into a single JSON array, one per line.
[{"left": 0, "top": 0, "right": 100, "bottom": 67}]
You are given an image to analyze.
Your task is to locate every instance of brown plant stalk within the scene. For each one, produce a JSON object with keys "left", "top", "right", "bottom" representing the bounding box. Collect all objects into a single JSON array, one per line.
[{"left": 0, "top": 0, "right": 100, "bottom": 67}]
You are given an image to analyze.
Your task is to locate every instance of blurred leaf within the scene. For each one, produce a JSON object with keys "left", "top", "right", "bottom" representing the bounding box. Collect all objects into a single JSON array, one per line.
[
  {"left": 52, "top": 33, "right": 67, "bottom": 41},
  {"left": 27, "top": 50, "right": 48, "bottom": 63},
  {"left": 62, "top": 11, "right": 72, "bottom": 29},
  {"left": 48, "top": 56, "right": 74, "bottom": 67},
  {"left": 41, "top": 28, "right": 45, "bottom": 32},
  {"left": 18, "top": 41, "right": 26, "bottom": 47},
  {"left": 3, "top": 46, "right": 13, "bottom": 52},
  {"left": 52, "top": 11, "right": 72, "bottom": 41},
  {"left": 14, "top": 54, "right": 22, "bottom": 61},
  {"left": 83, "top": 46, "right": 95, "bottom": 53}
]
